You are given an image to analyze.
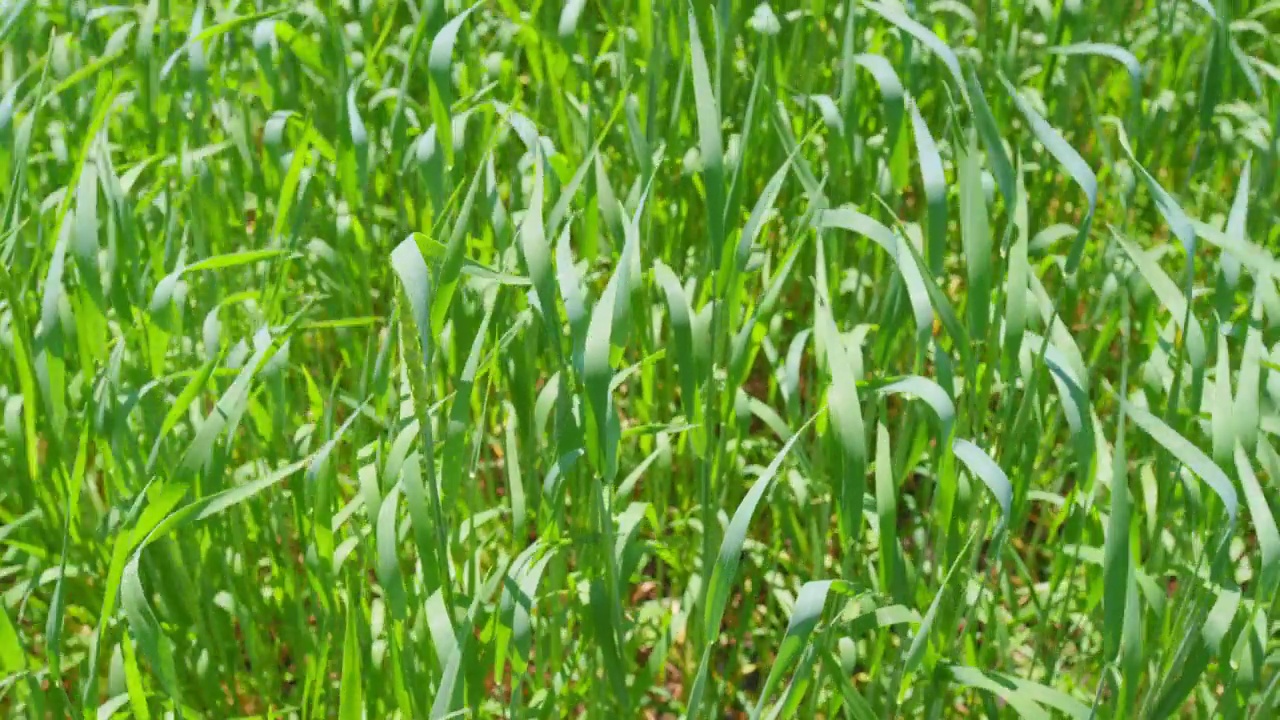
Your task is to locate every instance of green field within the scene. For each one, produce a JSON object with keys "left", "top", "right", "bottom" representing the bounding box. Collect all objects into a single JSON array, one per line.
[{"left": 1, "top": 0, "right": 1278, "bottom": 717}]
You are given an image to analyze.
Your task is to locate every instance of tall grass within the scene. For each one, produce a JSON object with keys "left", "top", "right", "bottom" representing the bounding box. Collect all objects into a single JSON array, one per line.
[{"left": 0, "top": 0, "right": 1278, "bottom": 717}]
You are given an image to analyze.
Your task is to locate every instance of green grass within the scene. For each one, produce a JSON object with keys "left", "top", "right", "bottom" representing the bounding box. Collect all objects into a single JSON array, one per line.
[{"left": 1, "top": 0, "right": 1278, "bottom": 717}]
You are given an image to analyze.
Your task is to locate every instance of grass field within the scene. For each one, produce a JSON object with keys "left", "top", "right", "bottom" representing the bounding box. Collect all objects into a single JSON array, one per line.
[{"left": 1, "top": 0, "right": 1279, "bottom": 717}]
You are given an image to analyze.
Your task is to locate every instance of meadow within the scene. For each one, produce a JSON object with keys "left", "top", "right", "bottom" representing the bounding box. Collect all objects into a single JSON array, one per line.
[{"left": 1, "top": 0, "right": 1279, "bottom": 717}]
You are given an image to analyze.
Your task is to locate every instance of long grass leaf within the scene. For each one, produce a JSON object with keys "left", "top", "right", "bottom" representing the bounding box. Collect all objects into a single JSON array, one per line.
[{"left": 1000, "top": 76, "right": 1097, "bottom": 273}]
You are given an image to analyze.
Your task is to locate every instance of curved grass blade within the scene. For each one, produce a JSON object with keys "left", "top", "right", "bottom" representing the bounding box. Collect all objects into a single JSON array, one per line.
[
  {"left": 427, "top": 2, "right": 482, "bottom": 162},
  {"left": 903, "top": 530, "right": 977, "bottom": 677},
  {"left": 736, "top": 155, "right": 792, "bottom": 273},
  {"left": 1191, "top": 221, "right": 1280, "bottom": 279},
  {"left": 520, "top": 150, "right": 562, "bottom": 348},
  {"left": 1104, "top": 383, "right": 1131, "bottom": 660},
  {"left": 556, "top": 227, "right": 589, "bottom": 369},
  {"left": 72, "top": 163, "right": 103, "bottom": 307},
  {"left": 1235, "top": 300, "right": 1263, "bottom": 452},
  {"left": 338, "top": 595, "right": 363, "bottom": 720},
  {"left": 191, "top": 457, "right": 310, "bottom": 523},
  {"left": 431, "top": 566, "right": 503, "bottom": 719},
  {"left": 391, "top": 236, "right": 433, "bottom": 365},
  {"left": 503, "top": 401, "right": 527, "bottom": 539},
  {"left": 1005, "top": 165, "right": 1030, "bottom": 365},
  {"left": 892, "top": 227, "right": 973, "bottom": 371},
  {"left": 1000, "top": 76, "right": 1096, "bottom": 273},
  {"left": 755, "top": 580, "right": 857, "bottom": 720},
  {"left": 120, "top": 553, "right": 181, "bottom": 708},
  {"left": 178, "top": 329, "right": 273, "bottom": 473},
  {"left": 952, "top": 439, "right": 1012, "bottom": 521},
  {"left": 877, "top": 376, "right": 955, "bottom": 438},
  {"left": 864, "top": 1, "right": 968, "bottom": 103},
  {"left": 159, "top": 9, "right": 283, "bottom": 79},
  {"left": 946, "top": 665, "right": 1090, "bottom": 719},
  {"left": 1212, "top": 331, "right": 1235, "bottom": 463},
  {"left": 1020, "top": 330, "right": 1094, "bottom": 456},
  {"left": 376, "top": 487, "right": 407, "bottom": 620},
  {"left": 584, "top": 268, "right": 620, "bottom": 473},
  {"left": 496, "top": 543, "right": 557, "bottom": 674},
  {"left": 965, "top": 70, "right": 1015, "bottom": 210},
  {"left": 1151, "top": 585, "right": 1241, "bottom": 718},
  {"left": 1109, "top": 118, "right": 1196, "bottom": 257},
  {"left": 807, "top": 94, "right": 844, "bottom": 135},
  {"left": 851, "top": 53, "right": 904, "bottom": 129},
  {"left": 1050, "top": 43, "right": 1142, "bottom": 89},
  {"left": 558, "top": 0, "right": 587, "bottom": 37},
  {"left": 875, "top": 423, "right": 903, "bottom": 601},
  {"left": 145, "top": 356, "right": 218, "bottom": 470},
  {"left": 654, "top": 261, "right": 698, "bottom": 440},
  {"left": 182, "top": 249, "right": 283, "bottom": 275},
  {"left": 1113, "top": 230, "right": 1206, "bottom": 369},
  {"left": 827, "top": 648, "right": 878, "bottom": 720},
  {"left": 687, "top": 414, "right": 817, "bottom": 717},
  {"left": 815, "top": 208, "right": 932, "bottom": 346},
  {"left": 1120, "top": 397, "right": 1237, "bottom": 524}
]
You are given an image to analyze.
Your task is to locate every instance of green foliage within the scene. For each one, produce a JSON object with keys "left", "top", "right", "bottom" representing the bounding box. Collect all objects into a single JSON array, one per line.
[{"left": 0, "top": 0, "right": 1278, "bottom": 718}]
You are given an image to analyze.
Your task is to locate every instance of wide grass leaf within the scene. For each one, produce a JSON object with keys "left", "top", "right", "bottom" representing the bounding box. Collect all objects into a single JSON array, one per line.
[{"left": 338, "top": 596, "right": 363, "bottom": 720}]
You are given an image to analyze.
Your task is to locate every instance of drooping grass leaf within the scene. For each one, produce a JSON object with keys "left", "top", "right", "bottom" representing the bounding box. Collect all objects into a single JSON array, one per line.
[
  {"left": 815, "top": 208, "right": 932, "bottom": 346},
  {"left": 1000, "top": 76, "right": 1097, "bottom": 273},
  {"left": 1114, "top": 230, "right": 1207, "bottom": 369},
  {"left": 1050, "top": 43, "right": 1142, "bottom": 89},
  {"left": 688, "top": 414, "right": 817, "bottom": 717},
  {"left": 753, "top": 579, "right": 863, "bottom": 719},
  {"left": 864, "top": 1, "right": 968, "bottom": 103},
  {"left": 1121, "top": 397, "right": 1237, "bottom": 524},
  {"left": 877, "top": 376, "right": 955, "bottom": 438},
  {"left": 952, "top": 439, "right": 1012, "bottom": 521}
]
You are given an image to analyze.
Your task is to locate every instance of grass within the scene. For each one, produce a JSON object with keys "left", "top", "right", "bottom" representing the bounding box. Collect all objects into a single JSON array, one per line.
[{"left": 1, "top": 0, "right": 1278, "bottom": 717}]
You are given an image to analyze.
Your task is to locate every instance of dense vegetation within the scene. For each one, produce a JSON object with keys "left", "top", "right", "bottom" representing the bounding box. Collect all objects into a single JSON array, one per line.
[{"left": 1, "top": 0, "right": 1278, "bottom": 717}]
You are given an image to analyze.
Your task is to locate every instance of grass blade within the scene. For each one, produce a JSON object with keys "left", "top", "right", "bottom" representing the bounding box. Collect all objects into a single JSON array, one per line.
[
  {"left": 1000, "top": 76, "right": 1097, "bottom": 273},
  {"left": 908, "top": 98, "right": 948, "bottom": 276}
]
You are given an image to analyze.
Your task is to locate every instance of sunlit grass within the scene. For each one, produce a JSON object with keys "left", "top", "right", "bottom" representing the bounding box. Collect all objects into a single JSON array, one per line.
[{"left": 0, "top": 0, "right": 1278, "bottom": 718}]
